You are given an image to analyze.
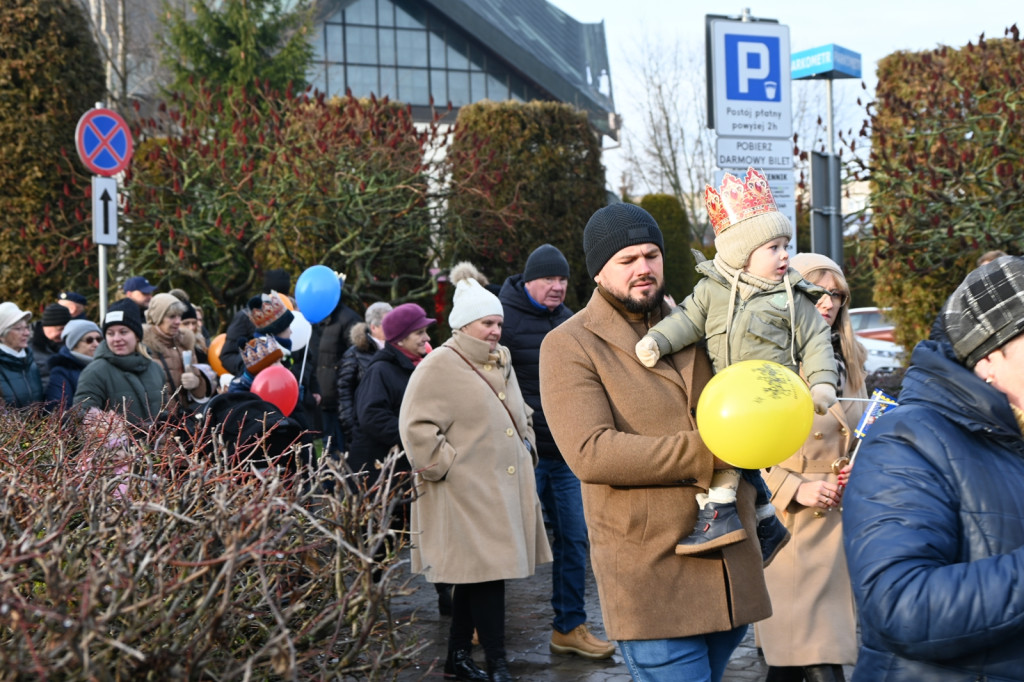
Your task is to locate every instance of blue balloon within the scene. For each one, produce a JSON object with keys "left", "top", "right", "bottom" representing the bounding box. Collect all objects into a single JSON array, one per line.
[{"left": 295, "top": 265, "right": 341, "bottom": 324}]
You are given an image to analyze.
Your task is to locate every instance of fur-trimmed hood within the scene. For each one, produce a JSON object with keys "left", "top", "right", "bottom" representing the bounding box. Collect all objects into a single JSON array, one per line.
[{"left": 348, "top": 322, "right": 377, "bottom": 353}]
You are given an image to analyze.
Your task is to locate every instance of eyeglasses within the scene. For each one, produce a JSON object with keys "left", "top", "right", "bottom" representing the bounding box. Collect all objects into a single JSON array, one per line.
[
  {"left": 81, "top": 335, "right": 102, "bottom": 344},
  {"left": 8, "top": 324, "right": 30, "bottom": 333},
  {"left": 826, "top": 290, "right": 848, "bottom": 306}
]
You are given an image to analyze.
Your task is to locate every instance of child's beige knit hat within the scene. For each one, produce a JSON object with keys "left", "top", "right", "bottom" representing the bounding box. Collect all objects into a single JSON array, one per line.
[{"left": 706, "top": 167, "right": 793, "bottom": 270}]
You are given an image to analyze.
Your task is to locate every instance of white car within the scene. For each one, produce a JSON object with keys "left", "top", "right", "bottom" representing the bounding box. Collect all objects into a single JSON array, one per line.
[{"left": 860, "top": 336, "right": 904, "bottom": 373}]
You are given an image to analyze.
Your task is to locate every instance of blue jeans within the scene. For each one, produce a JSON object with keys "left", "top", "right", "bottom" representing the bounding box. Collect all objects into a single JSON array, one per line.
[
  {"left": 740, "top": 468, "right": 771, "bottom": 507},
  {"left": 618, "top": 626, "right": 748, "bottom": 682},
  {"left": 534, "top": 457, "right": 588, "bottom": 634}
]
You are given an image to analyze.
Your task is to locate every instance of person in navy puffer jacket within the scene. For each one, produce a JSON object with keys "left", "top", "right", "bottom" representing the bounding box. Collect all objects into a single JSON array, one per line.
[{"left": 843, "top": 255, "right": 1024, "bottom": 682}]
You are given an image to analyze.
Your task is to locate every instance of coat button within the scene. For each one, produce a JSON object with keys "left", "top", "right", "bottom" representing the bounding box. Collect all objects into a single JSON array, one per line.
[
  {"left": 498, "top": 391, "right": 506, "bottom": 400},
  {"left": 813, "top": 432, "right": 824, "bottom": 440},
  {"left": 507, "top": 465, "right": 516, "bottom": 475},
  {"left": 839, "top": 426, "right": 848, "bottom": 435},
  {"left": 506, "top": 428, "right": 514, "bottom": 437},
  {"left": 813, "top": 510, "right": 825, "bottom": 518},
  {"left": 483, "top": 364, "right": 493, "bottom": 371}
]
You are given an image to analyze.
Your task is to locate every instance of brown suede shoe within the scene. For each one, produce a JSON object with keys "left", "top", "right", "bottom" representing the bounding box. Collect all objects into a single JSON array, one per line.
[{"left": 549, "top": 624, "right": 616, "bottom": 660}]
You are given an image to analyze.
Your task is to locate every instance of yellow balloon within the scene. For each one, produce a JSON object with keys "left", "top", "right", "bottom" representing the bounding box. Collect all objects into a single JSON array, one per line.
[{"left": 696, "top": 360, "right": 814, "bottom": 469}]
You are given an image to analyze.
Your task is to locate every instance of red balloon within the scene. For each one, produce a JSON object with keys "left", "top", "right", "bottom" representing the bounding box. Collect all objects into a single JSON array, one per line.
[{"left": 251, "top": 364, "right": 298, "bottom": 417}]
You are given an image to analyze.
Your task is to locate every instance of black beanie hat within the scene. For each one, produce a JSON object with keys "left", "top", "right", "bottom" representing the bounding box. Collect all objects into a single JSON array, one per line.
[
  {"left": 41, "top": 303, "right": 72, "bottom": 327},
  {"left": 523, "top": 243, "right": 570, "bottom": 282},
  {"left": 583, "top": 204, "right": 665, "bottom": 278},
  {"left": 103, "top": 298, "right": 144, "bottom": 340},
  {"left": 180, "top": 301, "right": 197, "bottom": 321},
  {"left": 262, "top": 269, "right": 291, "bottom": 295}
]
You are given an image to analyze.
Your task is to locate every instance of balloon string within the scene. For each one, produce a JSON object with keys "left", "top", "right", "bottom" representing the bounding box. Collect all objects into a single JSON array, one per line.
[
  {"left": 298, "top": 349, "right": 308, "bottom": 396},
  {"left": 837, "top": 397, "right": 898, "bottom": 403}
]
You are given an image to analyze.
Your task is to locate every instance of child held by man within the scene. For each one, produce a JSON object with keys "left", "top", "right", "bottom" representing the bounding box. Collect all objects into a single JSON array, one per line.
[{"left": 635, "top": 167, "right": 838, "bottom": 565}]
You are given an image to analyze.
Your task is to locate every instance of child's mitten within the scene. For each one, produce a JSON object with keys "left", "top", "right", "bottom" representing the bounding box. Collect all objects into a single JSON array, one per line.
[
  {"left": 811, "top": 383, "right": 837, "bottom": 415},
  {"left": 635, "top": 337, "right": 661, "bottom": 368}
]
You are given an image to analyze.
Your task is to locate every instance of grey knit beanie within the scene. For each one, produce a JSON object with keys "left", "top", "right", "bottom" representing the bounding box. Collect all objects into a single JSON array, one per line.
[
  {"left": 62, "top": 319, "right": 101, "bottom": 350},
  {"left": 583, "top": 204, "right": 665, "bottom": 278},
  {"left": 523, "top": 244, "right": 570, "bottom": 281},
  {"left": 944, "top": 255, "right": 1024, "bottom": 368}
]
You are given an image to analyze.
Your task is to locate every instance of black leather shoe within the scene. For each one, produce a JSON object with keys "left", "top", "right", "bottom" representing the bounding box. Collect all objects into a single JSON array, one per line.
[
  {"left": 757, "top": 514, "right": 791, "bottom": 567},
  {"left": 766, "top": 665, "right": 805, "bottom": 682},
  {"left": 676, "top": 500, "right": 747, "bottom": 555},
  {"left": 487, "top": 657, "right": 511, "bottom": 682},
  {"left": 444, "top": 649, "right": 488, "bottom": 681},
  {"left": 804, "top": 664, "right": 845, "bottom": 682}
]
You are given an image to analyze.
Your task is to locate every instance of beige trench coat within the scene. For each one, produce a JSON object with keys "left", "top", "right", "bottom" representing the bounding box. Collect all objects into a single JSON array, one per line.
[
  {"left": 540, "top": 288, "right": 771, "bottom": 641},
  {"left": 399, "top": 331, "right": 551, "bottom": 584},
  {"left": 755, "top": 386, "right": 866, "bottom": 666}
]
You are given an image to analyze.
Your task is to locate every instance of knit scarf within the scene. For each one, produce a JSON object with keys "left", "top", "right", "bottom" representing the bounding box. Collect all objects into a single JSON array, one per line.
[{"left": 393, "top": 343, "right": 425, "bottom": 366}]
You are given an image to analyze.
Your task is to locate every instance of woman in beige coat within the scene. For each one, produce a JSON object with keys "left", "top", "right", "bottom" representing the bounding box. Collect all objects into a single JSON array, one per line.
[
  {"left": 143, "top": 293, "right": 209, "bottom": 413},
  {"left": 399, "top": 267, "right": 551, "bottom": 682},
  {"left": 756, "top": 253, "right": 866, "bottom": 682}
]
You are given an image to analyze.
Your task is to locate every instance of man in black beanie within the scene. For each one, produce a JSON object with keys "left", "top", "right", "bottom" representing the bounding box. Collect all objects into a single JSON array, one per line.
[
  {"left": 32, "top": 303, "right": 72, "bottom": 385},
  {"left": 498, "top": 244, "right": 615, "bottom": 660},
  {"left": 539, "top": 203, "right": 770, "bottom": 679}
]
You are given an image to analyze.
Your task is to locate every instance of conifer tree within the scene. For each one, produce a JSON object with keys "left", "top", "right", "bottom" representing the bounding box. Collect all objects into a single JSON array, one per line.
[{"left": 161, "top": 0, "right": 313, "bottom": 97}]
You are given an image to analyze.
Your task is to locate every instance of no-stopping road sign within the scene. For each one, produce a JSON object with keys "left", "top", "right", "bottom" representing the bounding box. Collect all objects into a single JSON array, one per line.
[{"left": 75, "top": 108, "right": 134, "bottom": 176}]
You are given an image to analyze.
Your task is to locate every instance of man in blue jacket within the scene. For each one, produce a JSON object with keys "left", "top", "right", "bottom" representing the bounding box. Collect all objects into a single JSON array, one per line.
[
  {"left": 498, "top": 244, "right": 615, "bottom": 661},
  {"left": 843, "top": 256, "right": 1024, "bottom": 681}
]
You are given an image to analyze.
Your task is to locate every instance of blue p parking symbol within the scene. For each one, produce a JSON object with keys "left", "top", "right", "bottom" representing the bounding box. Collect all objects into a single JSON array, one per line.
[{"left": 725, "top": 34, "right": 781, "bottom": 102}]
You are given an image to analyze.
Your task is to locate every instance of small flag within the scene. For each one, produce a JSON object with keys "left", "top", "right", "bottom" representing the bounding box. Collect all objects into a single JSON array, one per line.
[{"left": 854, "top": 389, "right": 898, "bottom": 440}]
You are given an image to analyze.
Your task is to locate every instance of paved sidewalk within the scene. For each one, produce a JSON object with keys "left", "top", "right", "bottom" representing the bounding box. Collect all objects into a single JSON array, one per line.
[{"left": 388, "top": 552, "right": 854, "bottom": 681}]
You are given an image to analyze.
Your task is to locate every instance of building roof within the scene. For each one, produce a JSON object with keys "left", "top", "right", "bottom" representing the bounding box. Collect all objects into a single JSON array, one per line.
[{"left": 424, "top": 0, "right": 616, "bottom": 137}]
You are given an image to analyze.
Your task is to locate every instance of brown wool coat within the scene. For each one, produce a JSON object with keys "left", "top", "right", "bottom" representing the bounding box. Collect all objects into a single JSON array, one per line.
[
  {"left": 399, "top": 331, "right": 552, "bottom": 584},
  {"left": 539, "top": 288, "right": 771, "bottom": 641},
  {"left": 755, "top": 389, "right": 866, "bottom": 667},
  {"left": 142, "top": 325, "right": 208, "bottom": 409}
]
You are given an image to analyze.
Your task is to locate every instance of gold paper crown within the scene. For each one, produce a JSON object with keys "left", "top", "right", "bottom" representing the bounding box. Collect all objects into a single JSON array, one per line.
[
  {"left": 705, "top": 167, "right": 779, "bottom": 235},
  {"left": 248, "top": 293, "right": 287, "bottom": 331},
  {"left": 242, "top": 336, "right": 283, "bottom": 374}
]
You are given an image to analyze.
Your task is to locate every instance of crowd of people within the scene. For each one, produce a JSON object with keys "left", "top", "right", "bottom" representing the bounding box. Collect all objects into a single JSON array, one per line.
[{"left": 3, "top": 166, "right": 1023, "bottom": 682}]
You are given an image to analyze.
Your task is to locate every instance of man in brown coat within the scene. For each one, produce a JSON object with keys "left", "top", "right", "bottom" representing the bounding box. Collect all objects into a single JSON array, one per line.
[{"left": 539, "top": 203, "right": 771, "bottom": 681}]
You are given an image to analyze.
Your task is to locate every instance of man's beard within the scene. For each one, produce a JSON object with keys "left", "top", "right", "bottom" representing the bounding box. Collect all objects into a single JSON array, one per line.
[{"left": 615, "top": 280, "right": 665, "bottom": 314}]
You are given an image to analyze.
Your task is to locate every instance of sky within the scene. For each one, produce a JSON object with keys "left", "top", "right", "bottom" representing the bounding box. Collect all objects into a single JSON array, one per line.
[{"left": 549, "top": 0, "right": 1022, "bottom": 190}]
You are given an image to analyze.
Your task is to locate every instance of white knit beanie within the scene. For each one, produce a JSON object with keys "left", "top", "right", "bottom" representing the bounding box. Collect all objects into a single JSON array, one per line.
[
  {"left": 448, "top": 262, "right": 503, "bottom": 330},
  {"left": 0, "top": 302, "right": 32, "bottom": 336}
]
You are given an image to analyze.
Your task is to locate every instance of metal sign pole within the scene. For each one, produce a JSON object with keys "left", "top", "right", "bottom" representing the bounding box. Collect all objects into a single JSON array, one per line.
[{"left": 99, "top": 243, "right": 108, "bottom": 320}]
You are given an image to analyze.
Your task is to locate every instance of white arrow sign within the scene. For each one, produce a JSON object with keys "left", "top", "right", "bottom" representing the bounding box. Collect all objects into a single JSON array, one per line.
[{"left": 92, "top": 176, "right": 118, "bottom": 246}]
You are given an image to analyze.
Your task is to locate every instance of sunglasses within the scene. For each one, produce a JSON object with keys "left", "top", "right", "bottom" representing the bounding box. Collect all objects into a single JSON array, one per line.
[{"left": 81, "top": 335, "right": 103, "bottom": 344}]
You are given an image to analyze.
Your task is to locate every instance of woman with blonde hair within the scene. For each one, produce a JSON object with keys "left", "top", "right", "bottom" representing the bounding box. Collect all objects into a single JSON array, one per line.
[
  {"left": 756, "top": 253, "right": 865, "bottom": 682},
  {"left": 143, "top": 293, "right": 210, "bottom": 412}
]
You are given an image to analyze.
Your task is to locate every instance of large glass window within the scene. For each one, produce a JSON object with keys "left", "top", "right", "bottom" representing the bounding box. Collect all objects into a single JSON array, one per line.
[
  {"left": 397, "top": 68, "right": 429, "bottom": 104},
  {"left": 348, "top": 66, "right": 379, "bottom": 96},
  {"left": 395, "top": 29, "right": 427, "bottom": 67},
  {"left": 447, "top": 33, "right": 469, "bottom": 70},
  {"left": 345, "top": 0, "right": 376, "bottom": 24},
  {"left": 379, "top": 28, "right": 396, "bottom": 66},
  {"left": 325, "top": 24, "right": 343, "bottom": 62},
  {"left": 346, "top": 25, "right": 377, "bottom": 63},
  {"left": 308, "top": 0, "right": 553, "bottom": 109}
]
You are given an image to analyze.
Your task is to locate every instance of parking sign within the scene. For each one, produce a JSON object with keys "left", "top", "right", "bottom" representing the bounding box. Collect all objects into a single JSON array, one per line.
[{"left": 709, "top": 19, "right": 792, "bottom": 139}]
